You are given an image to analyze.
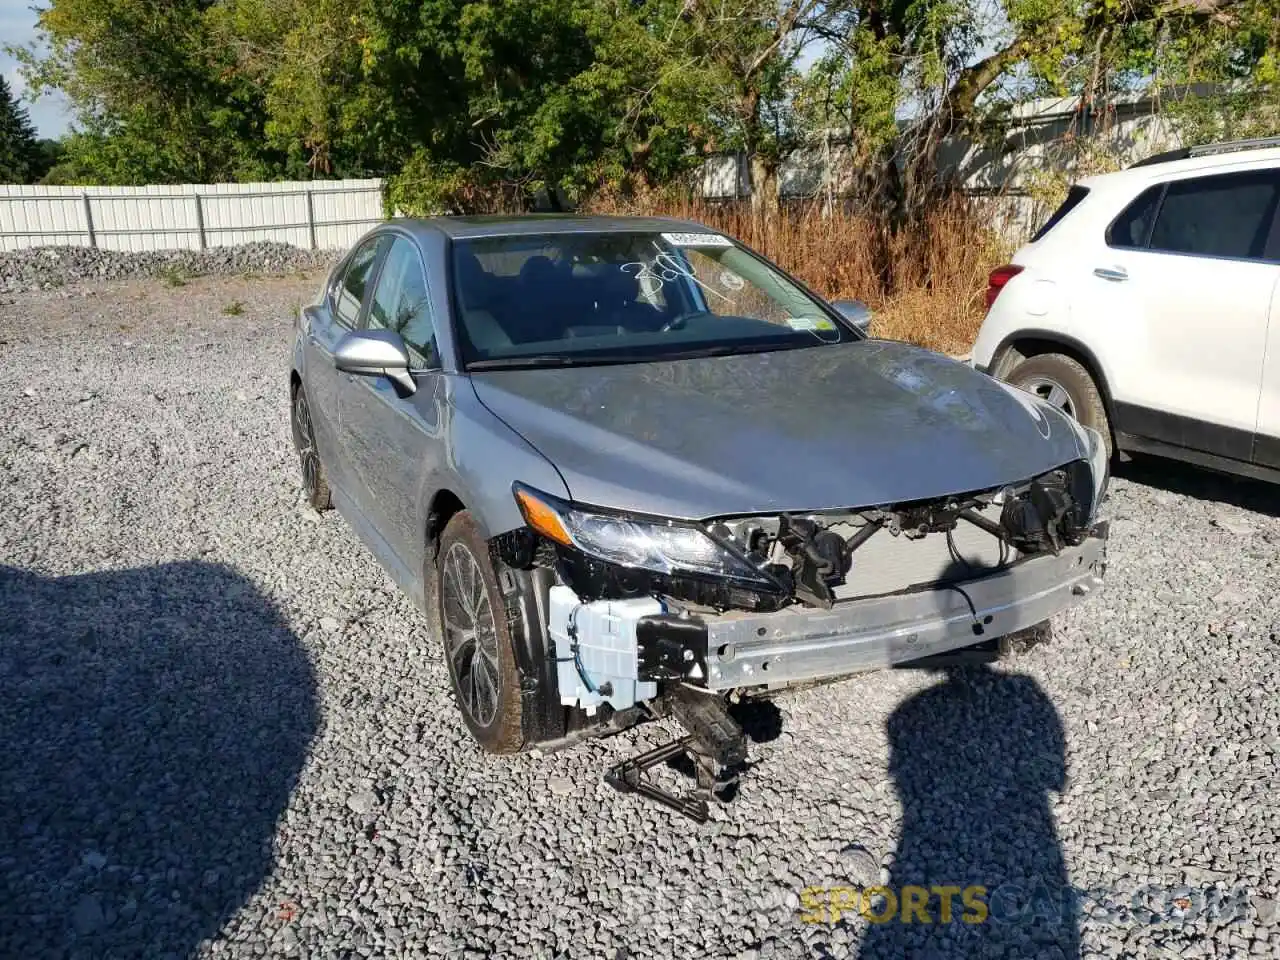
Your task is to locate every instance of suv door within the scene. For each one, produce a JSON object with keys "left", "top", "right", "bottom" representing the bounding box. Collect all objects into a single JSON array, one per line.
[
  {"left": 1247, "top": 210, "right": 1280, "bottom": 466},
  {"left": 336, "top": 234, "right": 447, "bottom": 579},
  {"left": 301, "top": 235, "right": 386, "bottom": 494},
  {"left": 1096, "top": 168, "right": 1280, "bottom": 462}
]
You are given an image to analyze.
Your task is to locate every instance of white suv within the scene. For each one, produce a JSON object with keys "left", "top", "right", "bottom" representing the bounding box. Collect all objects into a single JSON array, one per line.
[{"left": 971, "top": 138, "right": 1280, "bottom": 480}]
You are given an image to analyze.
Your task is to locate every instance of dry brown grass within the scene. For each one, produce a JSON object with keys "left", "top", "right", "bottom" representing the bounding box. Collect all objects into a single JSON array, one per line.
[{"left": 586, "top": 191, "right": 1011, "bottom": 355}]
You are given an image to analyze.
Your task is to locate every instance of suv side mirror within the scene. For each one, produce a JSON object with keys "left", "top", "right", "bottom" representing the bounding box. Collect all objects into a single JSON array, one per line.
[
  {"left": 832, "top": 299, "right": 873, "bottom": 336},
  {"left": 334, "top": 329, "right": 416, "bottom": 396}
]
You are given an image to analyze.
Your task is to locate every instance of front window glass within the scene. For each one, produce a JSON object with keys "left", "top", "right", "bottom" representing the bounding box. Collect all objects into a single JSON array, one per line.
[
  {"left": 451, "top": 231, "right": 853, "bottom": 367},
  {"left": 366, "top": 237, "right": 439, "bottom": 366}
]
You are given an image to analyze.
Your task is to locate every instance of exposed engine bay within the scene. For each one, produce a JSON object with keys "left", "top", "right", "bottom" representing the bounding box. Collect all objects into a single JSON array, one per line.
[
  {"left": 493, "top": 460, "right": 1106, "bottom": 822},
  {"left": 704, "top": 462, "right": 1092, "bottom": 610},
  {"left": 500, "top": 459, "right": 1097, "bottom": 617}
]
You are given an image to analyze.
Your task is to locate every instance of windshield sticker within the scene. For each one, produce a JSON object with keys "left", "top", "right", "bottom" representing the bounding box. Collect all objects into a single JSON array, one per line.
[
  {"left": 786, "top": 316, "right": 840, "bottom": 344},
  {"left": 719, "top": 269, "right": 745, "bottom": 292},
  {"left": 660, "top": 232, "right": 733, "bottom": 247},
  {"left": 787, "top": 316, "right": 835, "bottom": 331}
]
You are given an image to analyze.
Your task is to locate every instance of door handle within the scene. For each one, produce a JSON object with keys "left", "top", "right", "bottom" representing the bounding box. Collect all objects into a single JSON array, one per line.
[{"left": 1093, "top": 266, "right": 1128, "bottom": 282}]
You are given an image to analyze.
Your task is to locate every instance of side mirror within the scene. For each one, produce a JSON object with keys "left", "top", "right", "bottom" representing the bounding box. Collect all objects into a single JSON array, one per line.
[
  {"left": 333, "top": 329, "right": 416, "bottom": 396},
  {"left": 832, "top": 299, "right": 873, "bottom": 336}
]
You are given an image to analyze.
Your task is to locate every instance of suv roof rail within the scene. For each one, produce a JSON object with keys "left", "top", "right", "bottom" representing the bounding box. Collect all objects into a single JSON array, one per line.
[{"left": 1130, "top": 136, "right": 1280, "bottom": 168}]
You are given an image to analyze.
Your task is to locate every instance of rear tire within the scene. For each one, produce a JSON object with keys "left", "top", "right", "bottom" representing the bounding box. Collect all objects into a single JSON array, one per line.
[
  {"left": 435, "top": 512, "right": 526, "bottom": 754},
  {"left": 291, "top": 383, "right": 332, "bottom": 511},
  {"left": 1006, "top": 352, "right": 1113, "bottom": 459}
]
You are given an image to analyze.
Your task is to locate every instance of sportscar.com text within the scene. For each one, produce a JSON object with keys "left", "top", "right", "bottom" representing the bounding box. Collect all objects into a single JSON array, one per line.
[{"left": 798, "top": 882, "right": 1254, "bottom": 927}]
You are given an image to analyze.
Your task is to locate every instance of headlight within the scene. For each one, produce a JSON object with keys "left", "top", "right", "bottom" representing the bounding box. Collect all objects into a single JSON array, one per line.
[
  {"left": 1081, "top": 425, "right": 1109, "bottom": 520},
  {"left": 513, "top": 484, "right": 772, "bottom": 584}
]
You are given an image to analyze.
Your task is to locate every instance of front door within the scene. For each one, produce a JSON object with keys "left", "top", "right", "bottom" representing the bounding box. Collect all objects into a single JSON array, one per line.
[{"left": 336, "top": 234, "right": 448, "bottom": 577}]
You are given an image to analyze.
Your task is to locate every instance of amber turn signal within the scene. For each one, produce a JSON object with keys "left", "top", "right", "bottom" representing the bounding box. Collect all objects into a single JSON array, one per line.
[{"left": 514, "top": 488, "right": 573, "bottom": 546}]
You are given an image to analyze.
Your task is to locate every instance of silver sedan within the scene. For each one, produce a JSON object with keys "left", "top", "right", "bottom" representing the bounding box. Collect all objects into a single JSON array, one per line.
[{"left": 289, "top": 215, "right": 1108, "bottom": 817}]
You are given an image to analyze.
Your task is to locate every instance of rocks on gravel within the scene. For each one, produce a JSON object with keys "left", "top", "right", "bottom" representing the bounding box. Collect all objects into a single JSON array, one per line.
[
  {"left": 0, "top": 240, "right": 339, "bottom": 293},
  {"left": 1, "top": 275, "right": 1278, "bottom": 960}
]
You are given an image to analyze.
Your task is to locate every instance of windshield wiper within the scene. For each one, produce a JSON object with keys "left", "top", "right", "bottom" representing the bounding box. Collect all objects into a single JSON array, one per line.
[
  {"left": 467, "top": 339, "right": 837, "bottom": 371},
  {"left": 466, "top": 353, "right": 650, "bottom": 370},
  {"left": 656, "top": 340, "right": 822, "bottom": 361}
]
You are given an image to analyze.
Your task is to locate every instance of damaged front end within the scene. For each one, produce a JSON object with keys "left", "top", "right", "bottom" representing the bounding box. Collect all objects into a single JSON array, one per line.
[{"left": 492, "top": 457, "right": 1108, "bottom": 820}]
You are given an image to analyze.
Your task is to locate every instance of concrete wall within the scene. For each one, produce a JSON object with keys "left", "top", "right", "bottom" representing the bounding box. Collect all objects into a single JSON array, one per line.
[{"left": 698, "top": 94, "right": 1186, "bottom": 241}]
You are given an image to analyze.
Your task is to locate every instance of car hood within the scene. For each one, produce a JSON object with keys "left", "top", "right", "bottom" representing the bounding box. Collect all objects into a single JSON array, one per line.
[{"left": 470, "top": 340, "right": 1088, "bottom": 520}]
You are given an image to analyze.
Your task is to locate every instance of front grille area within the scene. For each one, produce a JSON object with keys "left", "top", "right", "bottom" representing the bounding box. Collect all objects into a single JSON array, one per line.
[{"left": 831, "top": 506, "right": 1010, "bottom": 601}]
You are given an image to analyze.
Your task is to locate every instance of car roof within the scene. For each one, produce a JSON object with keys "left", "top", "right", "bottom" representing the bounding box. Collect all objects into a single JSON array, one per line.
[
  {"left": 1076, "top": 146, "right": 1280, "bottom": 191},
  {"left": 394, "top": 213, "right": 722, "bottom": 241}
]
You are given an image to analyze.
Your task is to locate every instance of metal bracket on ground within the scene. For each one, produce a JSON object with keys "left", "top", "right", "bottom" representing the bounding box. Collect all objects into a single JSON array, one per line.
[{"left": 603, "top": 688, "right": 747, "bottom": 823}]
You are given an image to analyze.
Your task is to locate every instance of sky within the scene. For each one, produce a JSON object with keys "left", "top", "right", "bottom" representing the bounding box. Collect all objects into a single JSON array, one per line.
[{"left": 2, "top": 0, "right": 71, "bottom": 138}]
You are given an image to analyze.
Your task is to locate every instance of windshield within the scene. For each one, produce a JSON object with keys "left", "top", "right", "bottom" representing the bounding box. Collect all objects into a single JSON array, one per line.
[{"left": 450, "top": 230, "right": 854, "bottom": 367}]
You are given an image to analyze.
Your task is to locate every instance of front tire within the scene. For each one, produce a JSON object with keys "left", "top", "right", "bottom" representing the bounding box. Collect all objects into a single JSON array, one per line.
[
  {"left": 1006, "top": 352, "right": 1113, "bottom": 459},
  {"left": 436, "top": 512, "right": 525, "bottom": 754}
]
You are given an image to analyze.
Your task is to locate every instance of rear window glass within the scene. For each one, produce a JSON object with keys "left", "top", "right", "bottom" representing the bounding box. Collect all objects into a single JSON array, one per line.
[
  {"left": 1031, "top": 186, "right": 1090, "bottom": 242},
  {"left": 1107, "top": 186, "right": 1163, "bottom": 249}
]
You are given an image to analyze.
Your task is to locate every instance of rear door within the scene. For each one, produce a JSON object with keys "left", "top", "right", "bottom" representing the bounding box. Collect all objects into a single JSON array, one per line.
[
  {"left": 1246, "top": 208, "right": 1280, "bottom": 465},
  {"left": 336, "top": 234, "right": 447, "bottom": 575},
  {"left": 301, "top": 235, "right": 385, "bottom": 493},
  {"left": 1097, "top": 168, "right": 1280, "bottom": 461}
]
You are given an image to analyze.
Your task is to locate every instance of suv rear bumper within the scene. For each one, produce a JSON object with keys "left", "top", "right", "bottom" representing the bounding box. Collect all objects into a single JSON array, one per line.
[{"left": 698, "top": 523, "right": 1107, "bottom": 689}]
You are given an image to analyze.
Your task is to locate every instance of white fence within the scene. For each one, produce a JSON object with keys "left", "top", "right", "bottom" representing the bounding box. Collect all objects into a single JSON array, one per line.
[{"left": 0, "top": 178, "right": 386, "bottom": 252}]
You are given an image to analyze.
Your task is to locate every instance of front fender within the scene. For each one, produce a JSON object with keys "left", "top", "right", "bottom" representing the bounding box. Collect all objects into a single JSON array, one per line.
[{"left": 417, "top": 376, "right": 569, "bottom": 551}]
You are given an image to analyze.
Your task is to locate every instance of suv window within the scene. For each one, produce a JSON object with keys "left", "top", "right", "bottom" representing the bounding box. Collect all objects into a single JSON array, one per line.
[
  {"left": 332, "top": 238, "right": 382, "bottom": 327},
  {"left": 1107, "top": 185, "right": 1162, "bottom": 249},
  {"left": 1032, "top": 185, "right": 1090, "bottom": 242},
  {"left": 1147, "top": 171, "right": 1279, "bottom": 260},
  {"left": 366, "top": 237, "right": 440, "bottom": 367}
]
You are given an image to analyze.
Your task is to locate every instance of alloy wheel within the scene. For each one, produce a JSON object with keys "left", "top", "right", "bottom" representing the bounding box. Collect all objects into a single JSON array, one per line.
[
  {"left": 441, "top": 542, "right": 501, "bottom": 728},
  {"left": 293, "top": 390, "right": 321, "bottom": 499}
]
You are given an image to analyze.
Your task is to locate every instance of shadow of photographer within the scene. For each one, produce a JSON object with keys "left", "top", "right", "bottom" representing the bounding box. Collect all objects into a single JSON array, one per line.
[
  {"left": 0, "top": 561, "right": 318, "bottom": 957},
  {"left": 858, "top": 664, "right": 1078, "bottom": 959}
]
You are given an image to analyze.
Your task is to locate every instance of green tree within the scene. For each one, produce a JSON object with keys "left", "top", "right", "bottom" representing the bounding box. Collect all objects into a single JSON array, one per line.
[
  {"left": 598, "top": 0, "right": 831, "bottom": 216},
  {"left": 8, "top": 0, "right": 287, "bottom": 183},
  {"left": 0, "top": 75, "right": 41, "bottom": 183},
  {"left": 8, "top": 0, "right": 1279, "bottom": 211}
]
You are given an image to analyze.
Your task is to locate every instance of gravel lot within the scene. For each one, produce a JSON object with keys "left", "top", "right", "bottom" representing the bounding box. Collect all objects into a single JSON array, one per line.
[{"left": 2, "top": 269, "right": 1278, "bottom": 959}]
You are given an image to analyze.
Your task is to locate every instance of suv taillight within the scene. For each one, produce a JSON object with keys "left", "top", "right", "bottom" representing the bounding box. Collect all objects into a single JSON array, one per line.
[{"left": 986, "top": 265, "right": 1024, "bottom": 309}]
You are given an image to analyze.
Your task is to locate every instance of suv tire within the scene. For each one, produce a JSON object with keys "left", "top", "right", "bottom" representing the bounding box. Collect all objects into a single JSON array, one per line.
[
  {"left": 1006, "top": 352, "right": 1113, "bottom": 459},
  {"left": 435, "top": 511, "right": 526, "bottom": 754}
]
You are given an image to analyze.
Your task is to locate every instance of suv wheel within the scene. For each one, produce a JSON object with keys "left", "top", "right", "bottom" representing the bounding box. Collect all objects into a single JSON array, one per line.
[
  {"left": 435, "top": 511, "right": 525, "bottom": 754},
  {"left": 1006, "top": 352, "right": 1113, "bottom": 459}
]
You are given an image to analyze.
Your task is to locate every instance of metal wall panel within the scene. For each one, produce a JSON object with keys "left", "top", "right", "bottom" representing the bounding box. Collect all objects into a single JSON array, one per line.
[{"left": 0, "top": 179, "right": 387, "bottom": 252}]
